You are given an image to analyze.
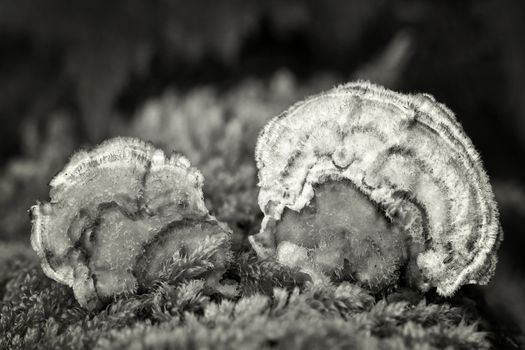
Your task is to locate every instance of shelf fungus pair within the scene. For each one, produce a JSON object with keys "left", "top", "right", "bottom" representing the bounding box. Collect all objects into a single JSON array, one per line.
[{"left": 31, "top": 82, "right": 502, "bottom": 309}]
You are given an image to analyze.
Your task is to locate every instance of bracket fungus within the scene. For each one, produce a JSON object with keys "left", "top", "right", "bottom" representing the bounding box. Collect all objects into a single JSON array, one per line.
[
  {"left": 250, "top": 81, "right": 502, "bottom": 295},
  {"left": 31, "top": 137, "right": 231, "bottom": 309}
]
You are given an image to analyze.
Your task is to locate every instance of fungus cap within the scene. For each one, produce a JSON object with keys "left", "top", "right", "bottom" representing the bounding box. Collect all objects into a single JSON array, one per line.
[
  {"left": 250, "top": 81, "right": 501, "bottom": 295},
  {"left": 31, "top": 137, "right": 230, "bottom": 309}
]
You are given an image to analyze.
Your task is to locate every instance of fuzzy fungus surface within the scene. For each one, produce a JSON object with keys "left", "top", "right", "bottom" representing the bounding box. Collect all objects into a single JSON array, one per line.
[
  {"left": 30, "top": 137, "right": 231, "bottom": 309},
  {"left": 274, "top": 180, "right": 412, "bottom": 291},
  {"left": 250, "top": 81, "right": 502, "bottom": 295}
]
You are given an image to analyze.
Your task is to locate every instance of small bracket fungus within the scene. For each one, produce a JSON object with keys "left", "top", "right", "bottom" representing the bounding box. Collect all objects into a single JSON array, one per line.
[
  {"left": 250, "top": 81, "right": 502, "bottom": 295},
  {"left": 31, "top": 137, "right": 231, "bottom": 309}
]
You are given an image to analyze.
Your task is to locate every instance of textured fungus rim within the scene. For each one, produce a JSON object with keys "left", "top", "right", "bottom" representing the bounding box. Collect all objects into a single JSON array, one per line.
[
  {"left": 30, "top": 137, "right": 215, "bottom": 304},
  {"left": 252, "top": 81, "right": 502, "bottom": 296}
]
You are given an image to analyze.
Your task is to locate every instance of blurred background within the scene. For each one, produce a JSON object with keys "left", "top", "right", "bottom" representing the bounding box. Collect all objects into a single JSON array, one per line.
[{"left": 0, "top": 0, "right": 524, "bottom": 345}]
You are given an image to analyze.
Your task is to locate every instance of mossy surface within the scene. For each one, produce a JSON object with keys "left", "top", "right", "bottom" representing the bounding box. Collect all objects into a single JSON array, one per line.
[{"left": 0, "top": 241, "right": 503, "bottom": 350}]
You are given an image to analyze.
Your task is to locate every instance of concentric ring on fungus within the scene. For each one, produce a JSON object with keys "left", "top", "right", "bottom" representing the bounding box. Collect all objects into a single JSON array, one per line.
[
  {"left": 249, "top": 81, "right": 502, "bottom": 295},
  {"left": 31, "top": 137, "right": 231, "bottom": 309}
]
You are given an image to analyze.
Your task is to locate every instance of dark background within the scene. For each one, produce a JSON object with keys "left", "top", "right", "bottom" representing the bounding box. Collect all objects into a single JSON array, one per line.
[{"left": 0, "top": 0, "right": 524, "bottom": 344}]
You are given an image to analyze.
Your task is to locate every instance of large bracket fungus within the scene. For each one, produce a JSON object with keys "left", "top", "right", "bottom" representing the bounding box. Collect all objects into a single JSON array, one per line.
[
  {"left": 250, "top": 81, "right": 502, "bottom": 295},
  {"left": 31, "top": 137, "right": 231, "bottom": 309}
]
